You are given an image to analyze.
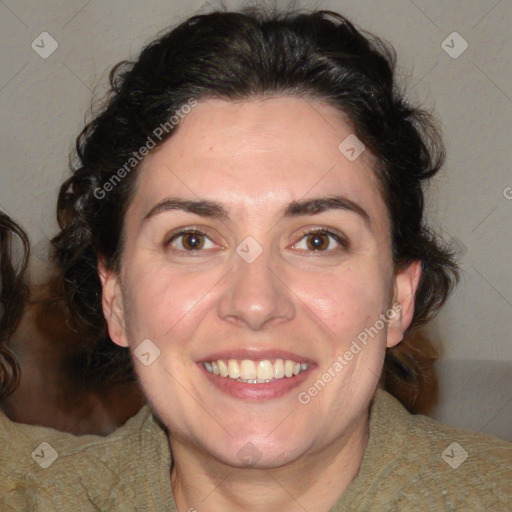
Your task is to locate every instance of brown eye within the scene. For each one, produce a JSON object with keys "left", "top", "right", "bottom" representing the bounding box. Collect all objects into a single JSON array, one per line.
[
  {"left": 306, "top": 232, "right": 330, "bottom": 251},
  {"left": 181, "top": 232, "right": 205, "bottom": 250},
  {"left": 293, "top": 228, "right": 349, "bottom": 253},
  {"left": 166, "top": 229, "right": 215, "bottom": 252}
]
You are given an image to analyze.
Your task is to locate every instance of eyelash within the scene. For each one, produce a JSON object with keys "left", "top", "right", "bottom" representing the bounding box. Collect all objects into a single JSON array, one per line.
[
  {"left": 165, "top": 226, "right": 349, "bottom": 254},
  {"left": 164, "top": 228, "right": 215, "bottom": 254},
  {"left": 295, "top": 226, "right": 350, "bottom": 252}
]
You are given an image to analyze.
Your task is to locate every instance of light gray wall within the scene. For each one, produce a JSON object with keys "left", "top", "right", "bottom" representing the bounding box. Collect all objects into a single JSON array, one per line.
[{"left": 1, "top": 0, "right": 511, "bottom": 436}]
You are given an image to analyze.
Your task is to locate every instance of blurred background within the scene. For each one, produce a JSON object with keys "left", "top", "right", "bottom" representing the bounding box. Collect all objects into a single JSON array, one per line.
[{"left": 0, "top": 0, "right": 510, "bottom": 439}]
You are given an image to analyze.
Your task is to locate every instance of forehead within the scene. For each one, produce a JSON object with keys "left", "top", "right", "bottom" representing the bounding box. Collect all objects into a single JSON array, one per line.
[{"left": 129, "top": 96, "right": 387, "bottom": 229}]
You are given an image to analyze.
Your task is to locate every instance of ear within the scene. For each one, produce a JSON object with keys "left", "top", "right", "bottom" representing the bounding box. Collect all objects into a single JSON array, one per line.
[
  {"left": 98, "top": 257, "right": 128, "bottom": 348},
  {"left": 386, "top": 260, "right": 422, "bottom": 348}
]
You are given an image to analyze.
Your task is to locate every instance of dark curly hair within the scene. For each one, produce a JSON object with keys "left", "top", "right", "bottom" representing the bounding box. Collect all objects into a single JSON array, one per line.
[
  {"left": 0, "top": 213, "right": 29, "bottom": 400},
  {"left": 52, "top": 6, "right": 458, "bottom": 412}
]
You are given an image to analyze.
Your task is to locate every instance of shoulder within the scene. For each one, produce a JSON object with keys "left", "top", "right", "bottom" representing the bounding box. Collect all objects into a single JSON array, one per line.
[
  {"left": 406, "top": 399, "right": 511, "bottom": 467},
  {"left": 376, "top": 387, "right": 511, "bottom": 458},
  {"left": 388, "top": 390, "right": 511, "bottom": 480},
  {"left": 0, "top": 404, "right": 169, "bottom": 511},
  {"left": 337, "top": 389, "right": 511, "bottom": 512}
]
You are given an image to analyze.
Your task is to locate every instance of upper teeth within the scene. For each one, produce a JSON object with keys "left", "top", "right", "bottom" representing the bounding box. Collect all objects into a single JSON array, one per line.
[{"left": 203, "top": 359, "right": 308, "bottom": 381}]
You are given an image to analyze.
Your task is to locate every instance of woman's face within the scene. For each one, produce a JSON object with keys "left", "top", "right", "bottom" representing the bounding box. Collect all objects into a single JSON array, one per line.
[{"left": 100, "top": 96, "right": 420, "bottom": 468}]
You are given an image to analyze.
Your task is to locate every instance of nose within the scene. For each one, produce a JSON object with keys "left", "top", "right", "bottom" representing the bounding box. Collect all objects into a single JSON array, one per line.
[{"left": 217, "top": 247, "right": 296, "bottom": 330}]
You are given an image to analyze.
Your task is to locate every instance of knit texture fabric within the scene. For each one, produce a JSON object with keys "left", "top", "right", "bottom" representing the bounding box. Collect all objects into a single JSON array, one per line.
[{"left": 1, "top": 389, "right": 510, "bottom": 511}]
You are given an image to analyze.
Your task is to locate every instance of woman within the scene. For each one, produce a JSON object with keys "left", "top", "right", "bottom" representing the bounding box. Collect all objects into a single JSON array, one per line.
[{"left": 1, "top": 7, "right": 510, "bottom": 511}]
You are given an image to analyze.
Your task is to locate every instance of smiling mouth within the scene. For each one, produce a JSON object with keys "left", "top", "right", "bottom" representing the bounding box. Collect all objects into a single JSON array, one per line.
[{"left": 203, "top": 358, "right": 309, "bottom": 383}]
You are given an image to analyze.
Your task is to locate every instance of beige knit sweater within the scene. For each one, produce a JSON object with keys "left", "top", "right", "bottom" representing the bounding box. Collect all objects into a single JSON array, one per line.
[{"left": 1, "top": 389, "right": 510, "bottom": 511}]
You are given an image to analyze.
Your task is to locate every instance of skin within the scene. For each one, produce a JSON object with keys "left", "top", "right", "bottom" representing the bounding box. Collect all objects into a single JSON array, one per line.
[{"left": 100, "top": 96, "right": 421, "bottom": 511}]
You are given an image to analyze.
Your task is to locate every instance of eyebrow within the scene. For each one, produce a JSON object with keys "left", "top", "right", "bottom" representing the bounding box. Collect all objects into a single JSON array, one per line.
[{"left": 144, "top": 195, "right": 372, "bottom": 228}]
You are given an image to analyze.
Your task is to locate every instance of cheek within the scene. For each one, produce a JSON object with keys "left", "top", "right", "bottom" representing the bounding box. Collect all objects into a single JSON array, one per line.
[
  {"left": 292, "top": 262, "right": 390, "bottom": 339},
  {"left": 120, "top": 264, "right": 216, "bottom": 407},
  {"left": 121, "top": 260, "right": 224, "bottom": 344}
]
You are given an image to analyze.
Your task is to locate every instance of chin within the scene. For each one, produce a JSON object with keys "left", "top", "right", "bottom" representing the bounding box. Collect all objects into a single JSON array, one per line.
[
  {"left": 209, "top": 438, "right": 307, "bottom": 470},
  {"left": 200, "top": 425, "right": 316, "bottom": 469}
]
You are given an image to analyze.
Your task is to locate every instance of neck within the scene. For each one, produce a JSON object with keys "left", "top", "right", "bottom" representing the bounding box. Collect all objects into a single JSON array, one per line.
[{"left": 170, "top": 409, "right": 370, "bottom": 512}]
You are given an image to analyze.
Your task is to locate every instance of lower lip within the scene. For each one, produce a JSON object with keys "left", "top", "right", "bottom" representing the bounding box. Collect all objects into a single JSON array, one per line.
[{"left": 198, "top": 363, "right": 313, "bottom": 401}]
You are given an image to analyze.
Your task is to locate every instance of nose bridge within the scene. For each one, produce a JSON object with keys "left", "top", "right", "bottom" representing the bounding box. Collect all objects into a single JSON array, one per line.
[{"left": 217, "top": 243, "right": 295, "bottom": 329}]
